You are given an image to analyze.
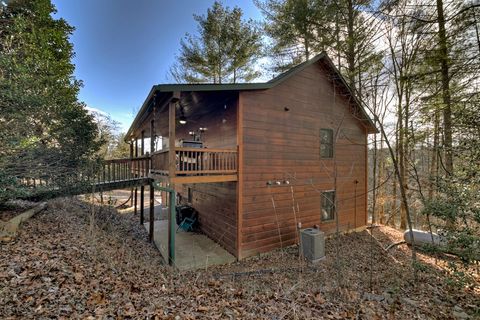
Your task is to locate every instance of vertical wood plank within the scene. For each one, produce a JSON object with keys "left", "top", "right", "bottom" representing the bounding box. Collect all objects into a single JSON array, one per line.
[{"left": 236, "top": 92, "right": 244, "bottom": 260}]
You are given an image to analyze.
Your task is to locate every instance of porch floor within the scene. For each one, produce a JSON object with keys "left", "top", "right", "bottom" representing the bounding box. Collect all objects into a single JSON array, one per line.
[{"left": 144, "top": 219, "right": 236, "bottom": 271}]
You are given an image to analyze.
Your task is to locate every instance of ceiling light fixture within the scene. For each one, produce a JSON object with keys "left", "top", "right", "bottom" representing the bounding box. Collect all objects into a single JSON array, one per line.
[{"left": 179, "top": 115, "right": 187, "bottom": 125}]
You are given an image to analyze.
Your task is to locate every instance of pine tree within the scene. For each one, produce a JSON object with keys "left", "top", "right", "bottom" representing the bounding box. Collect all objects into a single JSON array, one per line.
[
  {"left": 170, "top": 1, "right": 263, "bottom": 83},
  {"left": 255, "top": 0, "right": 334, "bottom": 72}
]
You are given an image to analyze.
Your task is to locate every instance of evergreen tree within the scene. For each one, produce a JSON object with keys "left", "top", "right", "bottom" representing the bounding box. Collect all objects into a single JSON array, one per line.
[
  {"left": 170, "top": 1, "right": 263, "bottom": 83},
  {"left": 256, "top": 0, "right": 382, "bottom": 95},
  {"left": 0, "top": 0, "right": 101, "bottom": 202},
  {"left": 255, "top": 0, "right": 334, "bottom": 72}
]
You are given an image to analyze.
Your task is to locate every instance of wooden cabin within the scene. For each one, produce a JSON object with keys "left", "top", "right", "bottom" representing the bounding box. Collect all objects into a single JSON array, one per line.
[{"left": 125, "top": 53, "right": 377, "bottom": 260}]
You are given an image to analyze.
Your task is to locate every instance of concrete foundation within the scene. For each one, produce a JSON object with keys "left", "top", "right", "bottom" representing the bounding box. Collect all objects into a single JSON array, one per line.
[{"left": 145, "top": 219, "right": 236, "bottom": 271}]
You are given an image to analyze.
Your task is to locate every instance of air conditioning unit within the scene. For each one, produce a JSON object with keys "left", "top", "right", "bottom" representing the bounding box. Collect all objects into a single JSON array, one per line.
[{"left": 300, "top": 228, "right": 325, "bottom": 262}]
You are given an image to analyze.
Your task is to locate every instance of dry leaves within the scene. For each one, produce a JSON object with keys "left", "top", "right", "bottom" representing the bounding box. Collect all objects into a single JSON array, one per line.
[{"left": 0, "top": 198, "right": 478, "bottom": 319}]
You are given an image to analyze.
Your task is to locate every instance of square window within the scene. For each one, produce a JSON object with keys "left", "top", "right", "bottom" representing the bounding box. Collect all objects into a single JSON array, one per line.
[
  {"left": 320, "top": 129, "right": 333, "bottom": 158},
  {"left": 321, "top": 191, "right": 335, "bottom": 221}
]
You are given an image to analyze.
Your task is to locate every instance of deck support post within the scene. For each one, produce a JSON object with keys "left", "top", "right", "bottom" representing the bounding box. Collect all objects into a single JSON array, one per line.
[
  {"left": 129, "top": 142, "right": 134, "bottom": 206},
  {"left": 149, "top": 181, "right": 155, "bottom": 242},
  {"left": 134, "top": 138, "right": 138, "bottom": 215},
  {"left": 168, "top": 190, "right": 175, "bottom": 265},
  {"left": 140, "top": 185, "right": 145, "bottom": 224},
  {"left": 153, "top": 183, "right": 176, "bottom": 266},
  {"left": 168, "top": 93, "right": 179, "bottom": 267}
]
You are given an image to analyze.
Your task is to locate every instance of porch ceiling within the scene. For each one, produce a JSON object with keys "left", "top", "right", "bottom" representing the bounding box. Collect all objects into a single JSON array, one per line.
[{"left": 131, "top": 90, "right": 238, "bottom": 139}]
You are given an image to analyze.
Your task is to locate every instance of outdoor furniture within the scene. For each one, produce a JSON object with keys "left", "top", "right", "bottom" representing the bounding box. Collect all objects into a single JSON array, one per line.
[{"left": 177, "top": 216, "right": 197, "bottom": 232}]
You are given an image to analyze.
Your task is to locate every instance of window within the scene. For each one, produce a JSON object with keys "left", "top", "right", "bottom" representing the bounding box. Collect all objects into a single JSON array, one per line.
[
  {"left": 321, "top": 191, "right": 335, "bottom": 221},
  {"left": 320, "top": 129, "right": 334, "bottom": 158}
]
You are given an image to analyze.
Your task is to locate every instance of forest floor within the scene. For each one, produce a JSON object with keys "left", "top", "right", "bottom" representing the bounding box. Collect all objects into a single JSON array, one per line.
[{"left": 0, "top": 198, "right": 478, "bottom": 319}]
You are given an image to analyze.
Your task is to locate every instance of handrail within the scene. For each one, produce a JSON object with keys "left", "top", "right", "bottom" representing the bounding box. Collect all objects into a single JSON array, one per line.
[
  {"left": 175, "top": 147, "right": 237, "bottom": 153},
  {"left": 98, "top": 156, "right": 150, "bottom": 183},
  {"left": 104, "top": 155, "right": 150, "bottom": 163},
  {"left": 151, "top": 149, "right": 169, "bottom": 156}
]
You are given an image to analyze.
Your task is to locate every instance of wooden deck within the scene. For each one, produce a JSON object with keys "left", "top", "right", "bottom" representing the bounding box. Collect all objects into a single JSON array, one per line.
[
  {"left": 150, "top": 147, "right": 238, "bottom": 184},
  {"left": 16, "top": 149, "right": 238, "bottom": 200}
]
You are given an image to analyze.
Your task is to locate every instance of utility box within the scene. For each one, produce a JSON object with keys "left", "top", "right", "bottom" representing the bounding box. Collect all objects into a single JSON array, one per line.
[{"left": 300, "top": 228, "right": 325, "bottom": 262}]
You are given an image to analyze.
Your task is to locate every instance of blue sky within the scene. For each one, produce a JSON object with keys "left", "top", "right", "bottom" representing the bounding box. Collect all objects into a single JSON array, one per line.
[{"left": 51, "top": 0, "right": 263, "bottom": 132}]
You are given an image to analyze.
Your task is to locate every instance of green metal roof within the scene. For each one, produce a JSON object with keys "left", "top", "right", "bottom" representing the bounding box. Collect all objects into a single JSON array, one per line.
[{"left": 125, "top": 52, "right": 377, "bottom": 140}]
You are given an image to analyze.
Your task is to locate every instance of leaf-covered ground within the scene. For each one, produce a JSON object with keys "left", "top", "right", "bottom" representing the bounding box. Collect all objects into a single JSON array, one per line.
[{"left": 1, "top": 198, "right": 478, "bottom": 319}]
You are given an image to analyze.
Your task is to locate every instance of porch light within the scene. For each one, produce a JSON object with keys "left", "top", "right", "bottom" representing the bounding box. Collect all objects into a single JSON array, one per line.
[{"left": 179, "top": 115, "right": 187, "bottom": 125}]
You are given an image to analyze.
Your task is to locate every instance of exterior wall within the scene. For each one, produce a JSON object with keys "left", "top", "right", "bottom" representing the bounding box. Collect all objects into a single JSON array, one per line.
[
  {"left": 239, "top": 63, "right": 368, "bottom": 258},
  {"left": 177, "top": 97, "right": 238, "bottom": 256},
  {"left": 180, "top": 182, "right": 237, "bottom": 255}
]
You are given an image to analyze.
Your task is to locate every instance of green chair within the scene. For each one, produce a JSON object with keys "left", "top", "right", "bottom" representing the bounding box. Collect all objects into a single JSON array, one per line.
[{"left": 177, "top": 216, "right": 197, "bottom": 232}]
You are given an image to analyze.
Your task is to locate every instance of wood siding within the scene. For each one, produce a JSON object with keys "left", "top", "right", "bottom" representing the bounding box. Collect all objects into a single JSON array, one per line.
[
  {"left": 239, "top": 63, "right": 368, "bottom": 258},
  {"left": 180, "top": 182, "right": 237, "bottom": 255}
]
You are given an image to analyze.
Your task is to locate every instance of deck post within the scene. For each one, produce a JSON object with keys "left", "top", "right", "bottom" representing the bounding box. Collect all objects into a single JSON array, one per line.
[
  {"left": 168, "top": 94, "right": 178, "bottom": 178},
  {"left": 150, "top": 119, "right": 155, "bottom": 154},
  {"left": 153, "top": 183, "right": 176, "bottom": 266},
  {"left": 140, "top": 185, "right": 145, "bottom": 224},
  {"left": 168, "top": 93, "right": 179, "bottom": 267},
  {"left": 129, "top": 142, "right": 134, "bottom": 206},
  {"left": 149, "top": 181, "right": 155, "bottom": 242},
  {"left": 168, "top": 190, "right": 176, "bottom": 265},
  {"left": 134, "top": 138, "right": 138, "bottom": 216},
  {"left": 141, "top": 130, "right": 145, "bottom": 156},
  {"left": 140, "top": 134, "right": 145, "bottom": 224}
]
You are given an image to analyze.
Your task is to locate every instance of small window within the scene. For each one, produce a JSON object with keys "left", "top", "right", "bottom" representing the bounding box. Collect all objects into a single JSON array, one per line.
[
  {"left": 320, "top": 129, "right": 334, "bottom": 158},
  {"left": 321, "top": 191, "right": 335, "bottom": 221}
]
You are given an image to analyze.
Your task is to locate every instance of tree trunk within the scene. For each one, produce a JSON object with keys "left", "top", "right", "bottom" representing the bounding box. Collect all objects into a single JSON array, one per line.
[
  {"left": 428, "top": 107, "right": 440, "bottom": 200},
  {"left": 379, "top": 138, "right": 385, "bottom": 224},
  {"left": 436, "top": 0, "right": 453, "bottom": 176},
  {"left": 346, "top": 0, "right": 356, "bottom": 90},
  {"left": 372, "top": 131, "right": 377, "bottom": 224}
]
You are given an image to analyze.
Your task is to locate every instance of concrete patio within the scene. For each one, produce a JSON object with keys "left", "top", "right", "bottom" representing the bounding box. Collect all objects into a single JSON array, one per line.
[{"left": 144, "top": 219, "right": 236, "bottom": 271}]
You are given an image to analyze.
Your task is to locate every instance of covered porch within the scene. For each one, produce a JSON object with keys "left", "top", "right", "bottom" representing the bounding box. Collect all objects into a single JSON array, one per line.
[
  {"left": 125, "top": 88, "right": 240, "bottom": 184},
  {"left": 124, "top": 87, "right": 241, "bottom": 265}
]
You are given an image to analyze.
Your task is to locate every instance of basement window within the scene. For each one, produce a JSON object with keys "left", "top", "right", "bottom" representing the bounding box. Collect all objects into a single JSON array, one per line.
[
  {"left": 320, "top": 129, "right": 334, "bottom": 158},
  {"left": 321, "top": 191, "right": 335, "bottom": 221}
]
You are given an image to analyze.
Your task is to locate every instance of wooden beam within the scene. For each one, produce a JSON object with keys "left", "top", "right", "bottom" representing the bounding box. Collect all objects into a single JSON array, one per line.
[
  {"left": 149, "top": 182, "right": 154, "bottom": 242},
  {"left": 129, "top": 142, "right": 134, "bottom": 206},
  {"left": 170, "top": 174, "right": 237, "bottom": 184},
  {"left": 150, "top": 119, "right": 155, "bottom": 154},
  {"left": 135, "top": 138, "right": 138, "bottom": 157},
  {"left": 168, "top": 101, "right": 176, "bottom": 177},
  {"left": 236, "top": 92, "right": 244, "bottom": 260},
  {"left": 140, "top": 185, "right": 145, "bottom": 224},
  {"left": 134, "top": 138, "right": 139, "bottom": 216},
  {"left": 141, "top": 130, "right": 145, "bottom": 156},
  {"left": 168, "top": 99, "right": 176, "bottom": 267}
]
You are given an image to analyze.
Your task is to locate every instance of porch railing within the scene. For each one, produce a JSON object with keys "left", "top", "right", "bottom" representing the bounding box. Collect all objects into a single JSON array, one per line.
[
  {"left": 99, "top": 156, "right": 150, "bottom": 183},
  {"left": 150, "top": 147, "right": 238, "bottom": 176}
]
